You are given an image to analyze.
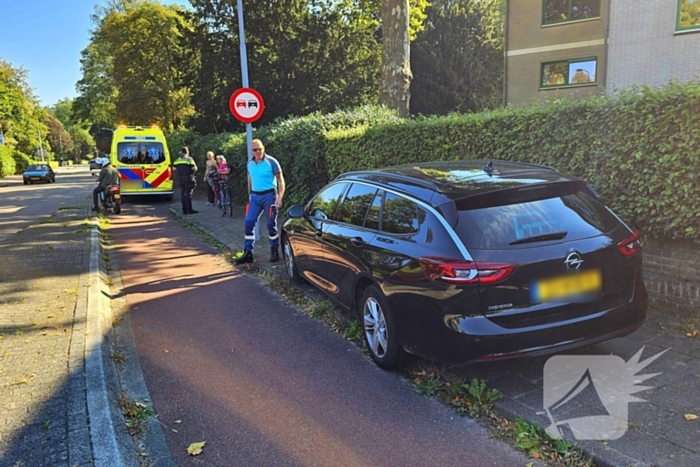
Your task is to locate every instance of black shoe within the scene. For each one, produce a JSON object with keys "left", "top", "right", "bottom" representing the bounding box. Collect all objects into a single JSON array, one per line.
[
  {"left": 189, "top": 210, "right": 199, "bottom": 214},
  {"left": 270, "top": 247, "right": 280, "bottom": 263},
  {"left": 235, "top": 250, "right": 254, "bottom": 265},
  {"left": 91, "top": 206, "right": 100, "bottom": 212}
]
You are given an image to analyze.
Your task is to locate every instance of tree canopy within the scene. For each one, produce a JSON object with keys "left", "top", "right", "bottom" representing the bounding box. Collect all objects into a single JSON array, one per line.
[
  {"left": 410, "top": 0, "right": 504, "bottom": 115},
  {"left": 71, "top": 0, "right": 505, "bottom": 136}
]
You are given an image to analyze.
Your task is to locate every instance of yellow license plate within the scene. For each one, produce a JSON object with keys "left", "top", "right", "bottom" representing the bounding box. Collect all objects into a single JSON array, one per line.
[
  {"left": 531, "top": 269, "right": 601, "bottom": 303},
  {"left": 31, "top": 177, "right": 40, "bottom": 181},
  {"left": 114, "top": 194, "right": 121, "bottom": 199}
]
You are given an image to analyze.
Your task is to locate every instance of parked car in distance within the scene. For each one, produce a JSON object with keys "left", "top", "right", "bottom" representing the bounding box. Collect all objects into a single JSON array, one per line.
[
  {"left": 23, "top": 164, "right": 56, "bottom": 184},
  {"left": 281, "top": 160, "right": 647, "bottom": 370},
  {"left": 89, "top": 157, "right": 109, "bottom": 174}
]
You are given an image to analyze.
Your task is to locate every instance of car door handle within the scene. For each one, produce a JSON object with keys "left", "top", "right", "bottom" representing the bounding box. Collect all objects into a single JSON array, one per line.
[
  {"left": 376, "top": 237, "right": 395, "bottom": 245},
  {"left": 315, "top": 229, "right": 323, "bottom": 237},
  {"left": 351, "top": 237, "right": 364, "bottom": 246}
]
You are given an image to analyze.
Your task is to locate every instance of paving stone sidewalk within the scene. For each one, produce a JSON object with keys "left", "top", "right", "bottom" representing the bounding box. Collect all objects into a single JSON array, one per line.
[
  {"left": 178, "top": 199, "right": 700, "bottom": 467},
  {"left": 0, "top": 199, "right": 139, "bottom": 467},
  {"left": 0, "top": 200, "right": 95, "bottom": 466}
]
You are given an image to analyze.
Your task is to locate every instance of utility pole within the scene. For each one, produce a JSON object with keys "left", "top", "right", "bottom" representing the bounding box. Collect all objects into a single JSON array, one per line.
[
  {"left": 0, "top": 123, "right": 4, "bottom": 144},
  {"left": 236, "top": 0, "right": 262, "bottom": 241},
  {"left": 36, "top": 119, "right": 45, "bottom": 162},
  {"left": 59, "top": 135, "right": 64, "bottom": 165},
  {"left": 237, "top": 0, "right": 252, "bottom": 159}
]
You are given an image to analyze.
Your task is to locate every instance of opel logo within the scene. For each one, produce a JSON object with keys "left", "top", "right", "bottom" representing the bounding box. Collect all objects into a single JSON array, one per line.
[{"left": 565, "top": 251, "right": 584, "bottom": 270}]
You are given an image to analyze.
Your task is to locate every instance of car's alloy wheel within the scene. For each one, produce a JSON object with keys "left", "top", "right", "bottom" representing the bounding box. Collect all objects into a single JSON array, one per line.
[
  {"left": 282, "top": 236, "right": 302, "bottom": 284},
  {"left": 360, "top": 286, "right": 404, "bottom": 370}
]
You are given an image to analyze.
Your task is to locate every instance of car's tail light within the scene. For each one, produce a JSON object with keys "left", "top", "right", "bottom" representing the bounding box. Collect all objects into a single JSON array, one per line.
[
  {"left": 419, "top": 257, "right": 517, "bottom": 285},
  {"left": 618, "top": 230, "right": 642, "bottom": 257},
  {"left": 167, "top": 166, "right": 173, "bottom": 180}
]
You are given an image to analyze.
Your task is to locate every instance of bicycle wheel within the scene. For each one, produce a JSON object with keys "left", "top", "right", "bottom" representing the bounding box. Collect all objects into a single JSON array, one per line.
[
  {"left": 221, "top": 185, "right": 231, "bottom": 217},
  {"left": 227, "top": 186, "right": 233, "bottom": 217}
]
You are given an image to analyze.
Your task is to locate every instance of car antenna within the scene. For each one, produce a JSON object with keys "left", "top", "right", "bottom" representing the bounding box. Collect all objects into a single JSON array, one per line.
[{"left": 483, "top": 160, "right": 494, "bottom": 175}]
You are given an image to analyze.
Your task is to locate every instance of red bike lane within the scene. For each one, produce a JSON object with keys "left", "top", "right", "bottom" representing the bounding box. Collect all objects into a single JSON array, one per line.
[{"left": 110, "top": 203, "right": 533, "bottom": 466}]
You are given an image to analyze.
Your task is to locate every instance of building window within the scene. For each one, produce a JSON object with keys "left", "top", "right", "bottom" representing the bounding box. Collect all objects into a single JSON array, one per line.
[
  {"left": 677, "top": 0, "right": 700, "bottom": 31},
  {"left": 543, "top": 0, "right": 601, "bottom": 25},
  {"left": 541, "top": 58, "right": 597, "bottom": 88}
]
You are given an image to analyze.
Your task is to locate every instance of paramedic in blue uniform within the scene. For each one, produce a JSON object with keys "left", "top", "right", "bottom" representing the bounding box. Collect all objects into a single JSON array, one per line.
[
  {"left": 173, "top": 147, "right": 199, "bottom": 215},
  {"left": 235, "top": 139, "right": 286, "bottom": 264}
]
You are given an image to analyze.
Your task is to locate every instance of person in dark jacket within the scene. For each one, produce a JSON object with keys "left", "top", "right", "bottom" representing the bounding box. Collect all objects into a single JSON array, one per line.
[
  {"left": 173, "top": 147, "right": 198, "bottom": 214},
  {"left": 92, "top": 159, "right": 120, "bottom": 211}
]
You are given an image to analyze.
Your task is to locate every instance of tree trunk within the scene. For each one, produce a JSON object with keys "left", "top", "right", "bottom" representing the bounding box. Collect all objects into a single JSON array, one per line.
[{"left": 379, "top": 0, "right": 412, "bottom": 117}]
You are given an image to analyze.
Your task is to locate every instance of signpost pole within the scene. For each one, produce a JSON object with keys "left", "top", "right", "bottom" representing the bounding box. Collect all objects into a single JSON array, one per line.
[
  {"left": 236, "top": 0, "right": 253, "bottom": 162},
  {"left": 236, "top": 0, "right": 263, "bottom": 241},
  {"left": 0, "top": 124, "right": 4, "bottom": 144}
]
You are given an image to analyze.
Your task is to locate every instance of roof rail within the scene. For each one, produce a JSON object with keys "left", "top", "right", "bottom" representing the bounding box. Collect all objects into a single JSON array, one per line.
[
  {"left": 337, "top": 170, "right": 441, "bottom": 192},
  {"left": 499, "top": 160, "right": 559, "bottom": 172}
]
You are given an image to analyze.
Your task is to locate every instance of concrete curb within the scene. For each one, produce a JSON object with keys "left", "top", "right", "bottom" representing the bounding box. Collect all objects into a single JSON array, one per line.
[
  {"left": 86, "top": 219, "right": 176, "bottom": 466},
  {"left": 86, "top": 228, "right": 130, "bottom": 466}
]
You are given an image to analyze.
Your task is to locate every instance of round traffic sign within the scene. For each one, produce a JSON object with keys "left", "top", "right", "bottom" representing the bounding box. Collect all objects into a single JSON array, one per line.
[{"left": 229, "top": 88, "right": 265, "bottom": 123}]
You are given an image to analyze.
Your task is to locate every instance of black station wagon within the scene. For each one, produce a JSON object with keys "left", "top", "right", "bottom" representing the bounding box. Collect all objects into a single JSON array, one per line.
[{"left": 281, "top": 160, "right": 647, "bottom": 369}]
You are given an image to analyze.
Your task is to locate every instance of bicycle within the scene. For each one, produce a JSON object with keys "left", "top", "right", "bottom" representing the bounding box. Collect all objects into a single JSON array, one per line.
[{"left": 218, "top": 177, "right": 233, "bottom": 217}]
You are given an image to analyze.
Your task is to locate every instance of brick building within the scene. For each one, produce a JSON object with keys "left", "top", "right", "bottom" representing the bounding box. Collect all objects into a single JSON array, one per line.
[{"left": 505, "top": 0, "right": 700, "bottom": 106}]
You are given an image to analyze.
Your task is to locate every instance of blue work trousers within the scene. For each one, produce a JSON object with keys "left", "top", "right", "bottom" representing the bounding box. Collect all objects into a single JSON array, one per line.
[{"left": 244, "top": 191, "right": 278, "bottom": 252}]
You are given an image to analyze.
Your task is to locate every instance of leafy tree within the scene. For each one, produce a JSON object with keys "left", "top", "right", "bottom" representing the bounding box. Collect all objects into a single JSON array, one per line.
[
  {"left": 0, "top": 58, "right": 46, "bottom": 157},
  {"left": 410, "top": 0, "right": 504, "bottom": 116},
  {"left": 51, "top": 98, "right": 76, "bottom": 128},
  {"left": 68, "top": 126, "right": 95, "bottom": 161},
  {"left": 186, "top": 0, "right": 382, "bottom": 132},
  {"left": 74, "top": 37, "right": 118, "bottom": 126},
  {"left": 345, "top": 0, "right": 428, "bottom": 118},
  {"left": 379, "top": 0, "right": 412, "bottom": 117},
  {"left": 99, "top": 2, "right": 194, "bottom": 130},
  {"left": 45, "top": 115, "right": 74, "bottom": 159}
]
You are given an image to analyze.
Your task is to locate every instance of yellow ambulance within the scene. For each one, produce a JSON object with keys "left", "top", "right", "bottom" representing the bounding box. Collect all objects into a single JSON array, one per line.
[{"left": 110, "top": 125, "right": 174, "bottom": 199}]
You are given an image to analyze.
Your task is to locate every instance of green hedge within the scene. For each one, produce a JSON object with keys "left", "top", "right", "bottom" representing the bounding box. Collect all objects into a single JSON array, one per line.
[
  {"left": 177, "top": 82, "right": 700, "bottom": 242},
  {"left": 0, "top": 145, "right": 14, "bottom": 177},
  {"left": 12, "top": 151, "right": 32, "bottom": 172}
]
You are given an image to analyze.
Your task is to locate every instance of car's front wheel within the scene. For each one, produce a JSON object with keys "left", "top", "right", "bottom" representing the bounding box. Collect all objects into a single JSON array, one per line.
[
  {"left": 282, "top": 235, "right": 302, "bottom": 284},
  {"left": 360, "top": 285, "right": 405, "bottom": 370},
  {"left": 23, "top": 179, "right": 28, "bottom": 185}
]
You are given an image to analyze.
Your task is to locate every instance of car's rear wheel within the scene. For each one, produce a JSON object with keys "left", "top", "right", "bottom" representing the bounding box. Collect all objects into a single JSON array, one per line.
[
  {"left": 282, "top": 235, "right": 302, "bottom": 284},
  {"left": 360, "top": 285, "right": 404, "bottom": 370},
  {"left": 113, "top": 203, "right": 121, "bottom": 214}
]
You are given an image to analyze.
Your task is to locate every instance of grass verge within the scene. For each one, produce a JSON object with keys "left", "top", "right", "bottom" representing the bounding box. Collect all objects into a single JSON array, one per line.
[{"left": 117, "top": 391, "right": 155, "bottom": 436}]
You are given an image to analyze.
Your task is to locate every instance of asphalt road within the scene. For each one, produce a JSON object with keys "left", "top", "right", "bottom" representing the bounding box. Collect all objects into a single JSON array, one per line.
[
  {"left": 0, "top": 164, "right": 96, "bottom": 243},
  {"left": 110, "top": 201, "right": 533, "bottom": 467}
]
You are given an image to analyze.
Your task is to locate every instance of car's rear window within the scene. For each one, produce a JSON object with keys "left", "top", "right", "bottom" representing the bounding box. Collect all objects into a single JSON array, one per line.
[
  {"left": 455, "top": 189, "right": 620, "bottom": 249},
  {"left": 116, "top": 142, "right": 166, "bottom": 165}
]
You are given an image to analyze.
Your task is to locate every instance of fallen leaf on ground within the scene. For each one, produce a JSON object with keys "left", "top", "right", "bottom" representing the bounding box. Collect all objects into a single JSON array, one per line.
[
  {"left": 187, "top": 441, "right": 206, "bottom": 456},
  {"left": 530, "top": 451, "right": 540, "bottom": 459},
  {"left": 174, "top": 420, "right": 182, "bottom": 424},
  {"left": 684, "top": 414, "right": 698, "bottom": 421},
  {"left": 686, "top": 330, "right": 699, "bottom": 338},
  {"left": 164, "top": 348, "right": 170, "bottom": 352}
]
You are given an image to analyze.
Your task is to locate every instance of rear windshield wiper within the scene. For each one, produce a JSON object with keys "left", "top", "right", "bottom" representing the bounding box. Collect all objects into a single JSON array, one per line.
[{"left": 509, "top": 231, "right": 568, "bottom": 245}]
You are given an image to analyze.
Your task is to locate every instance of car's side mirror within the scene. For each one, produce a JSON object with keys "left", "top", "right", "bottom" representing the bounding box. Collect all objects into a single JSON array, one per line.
[{"left": 287, "top": 204, "right": 305, "bottom": 219}]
